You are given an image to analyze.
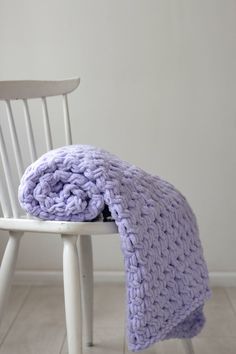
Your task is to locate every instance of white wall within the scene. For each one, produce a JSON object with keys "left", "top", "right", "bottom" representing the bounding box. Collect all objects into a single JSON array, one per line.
[{"left": 0, "top": 0, "right": 235, "bottom": 273}]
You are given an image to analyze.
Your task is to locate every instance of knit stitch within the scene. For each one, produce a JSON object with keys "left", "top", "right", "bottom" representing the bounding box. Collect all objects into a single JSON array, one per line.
[{"left": 18, "top": 145, "right": 211, "bottom": 351}]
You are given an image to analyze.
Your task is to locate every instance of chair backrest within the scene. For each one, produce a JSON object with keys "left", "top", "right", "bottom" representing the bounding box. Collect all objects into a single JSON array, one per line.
[{"left": 0, "top": 78, "right": 80, "bottom": 218}]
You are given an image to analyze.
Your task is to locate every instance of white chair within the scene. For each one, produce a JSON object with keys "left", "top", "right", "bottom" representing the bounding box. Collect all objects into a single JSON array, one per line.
[{"left": 0, "top": 78, "right": 194, "bottom": 354}]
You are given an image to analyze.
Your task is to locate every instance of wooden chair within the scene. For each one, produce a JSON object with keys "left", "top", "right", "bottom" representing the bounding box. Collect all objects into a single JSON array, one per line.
[{"left": 0, "top": 78, "right": 194, "bottom": 354}]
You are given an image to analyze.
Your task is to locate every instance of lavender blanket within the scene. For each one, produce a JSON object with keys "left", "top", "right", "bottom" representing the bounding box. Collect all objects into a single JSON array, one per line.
[{"left": 18, "top": 145, "right": 211, "bottom": 351}]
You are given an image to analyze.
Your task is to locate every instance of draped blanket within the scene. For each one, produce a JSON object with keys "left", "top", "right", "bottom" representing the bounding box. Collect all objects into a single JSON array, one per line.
[{"left": 18, "top": 145, "right": 211, "bottom": 352}]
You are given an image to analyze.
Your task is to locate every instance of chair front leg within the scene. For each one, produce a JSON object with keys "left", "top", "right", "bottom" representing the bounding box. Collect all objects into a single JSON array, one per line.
[
  {"left": 0, "top": 231, "right": 23, "bottom": 322},
  {"left": 61, "top": 234, "right": 82, "bottom": 354},
  {"left": 182, "top": 339, "right": 195, "bottom": 354},
  {"left": 78, "top": 234, "right": 94, "bottom": 346}
]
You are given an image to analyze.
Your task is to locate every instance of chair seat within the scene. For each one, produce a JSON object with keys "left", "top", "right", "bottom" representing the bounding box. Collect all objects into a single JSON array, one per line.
[{"left": 0, "top": 216, "right": 118, "bottom": 235}]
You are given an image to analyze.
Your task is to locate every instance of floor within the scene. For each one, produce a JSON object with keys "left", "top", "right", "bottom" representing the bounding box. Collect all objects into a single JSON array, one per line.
[{"left": 0, "top": 284, "right": 235, "bottom": 353}]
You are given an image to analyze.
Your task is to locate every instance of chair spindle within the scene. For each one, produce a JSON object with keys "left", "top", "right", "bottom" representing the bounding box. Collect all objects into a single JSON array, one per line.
[
  {"left": 41, "top": 97, "right": 53, "bottom": 151},
  {"left": 0, "top": 166, "right": 11, "bottom": 218},
  {"left": 5, "top": 100, "right": 24, "bottom": 179},
  {"left": 0, "top": 126, "right": 18, "bottom": 218},
  {"left": 23, "top": 99, "right": 37, "bottom": 162},
  {"left": 63, "top": 94, "right": 72, "bottom": 145}
]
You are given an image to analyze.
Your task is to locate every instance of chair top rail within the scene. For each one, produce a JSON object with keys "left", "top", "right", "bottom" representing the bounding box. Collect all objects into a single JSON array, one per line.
[{"left": 0, "top": 78, "right": 80, "bottom": 100}]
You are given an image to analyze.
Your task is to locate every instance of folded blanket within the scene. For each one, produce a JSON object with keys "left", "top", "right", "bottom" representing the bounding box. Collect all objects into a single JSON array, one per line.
[{"left": 18, "top": 145, "right": 211, "bottom": 351}]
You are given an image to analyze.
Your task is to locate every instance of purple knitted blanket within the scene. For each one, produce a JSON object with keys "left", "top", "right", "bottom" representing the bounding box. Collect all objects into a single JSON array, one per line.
[{"left": 18, "top": 145, "right": 211, "bottom": 351}]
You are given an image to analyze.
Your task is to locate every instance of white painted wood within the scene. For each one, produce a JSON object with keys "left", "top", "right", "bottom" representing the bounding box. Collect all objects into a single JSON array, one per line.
[
  {"left": 61, "top": 282, "right": 125, "bottom": 354},
  {"left": 197, "top": 289, "right": 236, "bottom": 338},
  {"left": 125, "top": 338, "right": 187, "bottom": 353},
  {"left": 61, "top": 326, "right": 125, "bottom": 354},
  {"left": 190, "top": 337, "right": 236, "bottom": 354},
  {"left": 0, "top": 217, "right": 118, "bottom": 235},
  {"left": 0, "top": 173, "right": 11, "bottom": 218},
  {"left": 0, "top": 286, "right": 30, "bottom": 345},
  {"left": 0, "top": 127, "right": 19, "bottom": 217},
  {"left": 12, "top": 269, "right": 124, "bottom": 286},
  {"left": 0, "top": 77, "right": 120, "bottom": 353},
  {"left": 0, "top": 78, "right": 80, "bottom": 100},
  {"left": 63, "top": 94, "right": 72, "bottom": 144},
  {"left": 209, "top": 272, "right": 236, "bottom": 287},
  {"left": 94, "top": 282, "right": 125, "bottom": 329},
  {"left": 22, "top": 99, "right": 37, "bottom": 162},
  {"left": 182, "top": 339, "right": 194, "bottom": 354},
  {"left": 0, "top": 286, "right": 65, "bottom": 354},
  {"left": 78, "top": 235, "right": 94, "bottom": 346},
  {"left": 0, "top": 232, "right": 23, "bottom": 323},
  {"left": 62, "top": 234, "right": 82, "bottom": 354},
  {"left": 11, "top": 270, "right": 235, "bottom": 287},
  {"left": 226, "top": 287, "right": 236, "bottom": 312},
  {"left": 5, "top": 100, "right": 24, "bottom": 179},
  {"left": 13, "top": 270, "right": 64, "bottom": 286},
  {"left": 41, "top": 97, "right": 53, "bottom": 150},
  {"left": 1, "top": 286, "right": 236, "bottom": 354}
]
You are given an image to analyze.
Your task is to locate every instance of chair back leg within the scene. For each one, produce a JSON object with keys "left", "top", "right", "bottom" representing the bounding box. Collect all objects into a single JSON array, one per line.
[
  {"left": 182, "top": 339, "right": 195, "bottom": 354},
  {"left": 78, "top": 234, "right": 94, "bottom": 346},
  {"left": 0, "top": 231, "right": 23, "bottom": 322}
]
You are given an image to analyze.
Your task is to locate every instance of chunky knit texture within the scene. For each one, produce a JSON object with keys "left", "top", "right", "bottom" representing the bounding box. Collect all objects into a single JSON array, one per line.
[{"left": 18, "top": 145, "right": 211, "bottom": 351}]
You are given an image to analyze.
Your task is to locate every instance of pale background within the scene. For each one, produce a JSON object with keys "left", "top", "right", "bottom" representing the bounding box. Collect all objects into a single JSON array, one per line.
[{"left": 0, "top": 0, "right": 235, "bottom": 276}]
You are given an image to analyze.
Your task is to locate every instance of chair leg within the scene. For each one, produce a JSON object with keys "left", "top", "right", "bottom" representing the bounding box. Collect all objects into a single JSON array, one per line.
[
  {"left": 182, "top": 339, "right": 195, "bottom": 354},
  {"left": 0, "top": 231, "right": 23, "bottom": 322},
  {"left": 78, "top": 234, "right": 94, "bottom": 347},
  {"left": 62, "top": 234, "right": 82, "bottom": 354}
]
